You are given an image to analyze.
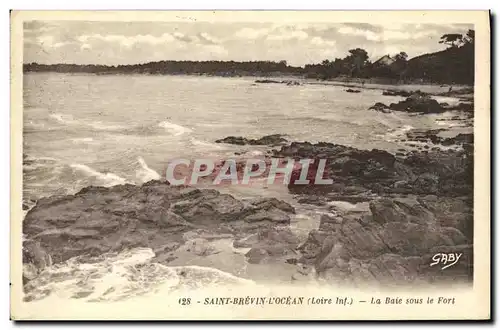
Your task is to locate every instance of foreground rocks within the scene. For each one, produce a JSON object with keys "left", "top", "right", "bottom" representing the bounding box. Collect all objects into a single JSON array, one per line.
[
  {"left": 22, "top": 181, "right": 296, "bottom": 284},
  {"left": 234, "top": 227, "right": 301, "bottom": 264},
  {"left": 215, "top": 134, "right": 288, "bottom": 146},
  {"left": 299, "top": 196, "right": 473, "bottom": 286},
  {"left": 23, "top": 131, "right": 474, "bottom": 290}
]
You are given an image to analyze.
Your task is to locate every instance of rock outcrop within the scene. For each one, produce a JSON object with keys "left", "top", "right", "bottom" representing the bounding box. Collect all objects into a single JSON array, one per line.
[
  {"left": 388, "top": 94, "right": 444, "bottom": 114},
  {"left": 382, "top": 90, "right": 415, "bottom": 97},
  {"left": 22, "top": 181, "right": 296, "bottom": 282},
  {"left": 215, "top": 134, "right": 288, "bottom": 146},
  {"left": 369, "top": 102, "right": 391, "bottom": 113},
  {"left": 403, "top": 129, "right": 473, "bottom": 147},
  {"left": 299, "top": 196, "right": 473, "bottom": 286},
  {"left": 255, "top": 79, "right": 301, "bottom": 86},
  {"left": 234, "top": 227, "right": 301, "bottom": 264},
  {"left": 273, "top": 140, "right": 472, "bottom": 198}
]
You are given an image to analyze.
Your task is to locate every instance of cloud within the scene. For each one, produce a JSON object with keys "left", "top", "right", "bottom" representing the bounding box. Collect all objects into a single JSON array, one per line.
[
  {"left": 338, "top": 25, "right": 437, "bottom": 42},
  {"left": 172, "top": 31, "right": 194, "bottom": 43},
  {"left": 80, "top": 43, "right": 91, "bottom": 50},
  {"left": 77, "top": 33, "right": 176, "bottom": 48},
  {"left": 234, "top": 27, "right": 270, "bottom": 39},
  {"left": 338, "top": 26, "right": 380, "bottom": 41},
  {"left": 33, "top": 35, "right": 71, "bottom": 49},
  {"left": 342, "top": 23, "right": 383, "bottom": 33},
  {"left": 310, "top": 36, "right": 336, "bottom": 47},
  {"left": 267, "top": 30, "right": 308, "bottom": 41},
  {"left": 199, "top": 32, "right": 221, "bottom": 44},
  {"left": 203, "top": 44, "right": 228, "bottom": 56}
]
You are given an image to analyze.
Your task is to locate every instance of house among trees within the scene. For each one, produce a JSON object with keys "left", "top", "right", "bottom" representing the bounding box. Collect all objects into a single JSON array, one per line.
[{"left": 372, "top": 54, "right": 397, "bottom": 68}]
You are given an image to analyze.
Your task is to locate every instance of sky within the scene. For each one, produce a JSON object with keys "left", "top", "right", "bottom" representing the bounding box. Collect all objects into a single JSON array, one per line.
[{"left": 23, "top": 21, "right": 473, "bottom": 67}]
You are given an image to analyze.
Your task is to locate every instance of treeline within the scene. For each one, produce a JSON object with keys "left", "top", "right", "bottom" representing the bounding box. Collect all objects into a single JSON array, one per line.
[
  {"left": 23, "top": 60, "right": 303, "bottom": 77},
  {"left": 23, "top": 30, "right": 475, "bottom": 85}
]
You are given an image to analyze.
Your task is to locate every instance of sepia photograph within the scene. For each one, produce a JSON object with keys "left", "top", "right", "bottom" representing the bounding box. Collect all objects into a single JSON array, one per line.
[{"left": 10, "top": 10, "right": 490, "bottom": 320}]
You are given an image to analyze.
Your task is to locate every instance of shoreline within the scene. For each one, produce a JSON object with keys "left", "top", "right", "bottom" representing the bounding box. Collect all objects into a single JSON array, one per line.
[{"left": 23, "top": 71, "right": 473, "bottom": 95}]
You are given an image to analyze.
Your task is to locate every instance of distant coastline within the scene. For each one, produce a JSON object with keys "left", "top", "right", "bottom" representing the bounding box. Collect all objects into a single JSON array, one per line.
[
  {"left": 23, "top": 35, "right": 474, "bottom": 86},
  {"left": 23, "top": 67, "right": 473, "bottom": 92}
]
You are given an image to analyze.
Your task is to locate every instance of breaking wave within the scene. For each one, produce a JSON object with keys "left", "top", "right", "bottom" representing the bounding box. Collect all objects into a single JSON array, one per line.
[
  {"left": 23, "top": 247, "right": 255, "bottom": 303},
  {"left": 49, "top": 113, "right": 193, "bottom": 138},
  {"left": 190, "top": 138, "right": 225, "bottom": 150},
  {"left": 158, "top": 121, "right": 193, "bottom": 136},
  {"left": 135, "top": 157, "right": 161, "bottom": 183},
  {"left": 70, "top": 164, "right": 129, "bottom": 187}
]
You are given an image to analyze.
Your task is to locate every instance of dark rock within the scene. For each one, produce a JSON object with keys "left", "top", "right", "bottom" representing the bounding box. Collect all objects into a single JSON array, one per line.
[
  {"left": 369, "top": 102, "right": 391, "bottom": 113},
  {"left": 297, "top": 195, "right": 326, "bottom": 206},
  {"left": 441, "top": 133, "right": 473, "bottom": 146},
  {"left": 300, "top": 194, "right": 473, "bottom": 286},
  {"left": 254, "top": 79, "right": 281, "bottom": 84},
  {"left": 255, "top": 79, "right": 301, "bottom": 86},
  {"left": 22, "top": 181, "right": 296, "bottom": 269},
  {"left": 382, "top": 90, "right": 415, "bottom": 97},
  {"left": 215, "top": 134, "right": 288, "bottom": 146},
  {"left": 270, "top": 139, "right": 472, "bottom": 199},
  {"left": 449, "top": 102, "right": 474, "bottom": 111},
  {"left": 239, "top": 227, "right": 300, "bottom": 264},
  {"left": 389, "top": 94, "right": 444, "bottom": 114},
  {"left": 345, "top": 89, "right": 361, "bottom": 93}
]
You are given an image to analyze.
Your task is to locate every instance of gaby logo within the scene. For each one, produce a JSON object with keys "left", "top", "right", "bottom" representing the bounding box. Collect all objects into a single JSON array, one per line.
[
  {"left": 163, "top": 158, "right": 333, "bottom": 186},
  {"left": 430, "top": 253, "right": 463, "bottom": 270}
]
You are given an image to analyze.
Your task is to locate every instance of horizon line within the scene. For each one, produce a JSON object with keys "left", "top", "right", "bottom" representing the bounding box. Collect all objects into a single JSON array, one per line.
[{"left": 21, "top": 54, "right": 419, "bottom": 69}]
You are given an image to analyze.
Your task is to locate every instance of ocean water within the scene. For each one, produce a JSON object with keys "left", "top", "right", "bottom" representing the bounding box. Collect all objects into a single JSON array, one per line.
[
  {"left": 21, "top": 73, "right": 472, "bottom": 303},
  {"left": 23, "top": 73, "right": 470, "bottom": 201}
]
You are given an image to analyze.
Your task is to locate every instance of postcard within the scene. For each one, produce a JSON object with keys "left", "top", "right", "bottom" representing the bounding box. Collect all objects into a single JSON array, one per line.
[{"left": 10, "top": 10, "right": 490, "bottom": 320}]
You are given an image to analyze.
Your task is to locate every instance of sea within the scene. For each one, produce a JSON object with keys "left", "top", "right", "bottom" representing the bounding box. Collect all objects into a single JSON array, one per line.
[{"left": 21, "top": 73, "right": 472, "bottom": 307}]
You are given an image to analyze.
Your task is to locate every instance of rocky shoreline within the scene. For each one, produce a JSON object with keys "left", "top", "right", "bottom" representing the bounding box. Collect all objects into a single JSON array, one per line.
[
  {"left": 22, "top": 90, "right": 474, "bottom": 297},
  {"left": 23, "top": 139, "right": 473, "bottom": 294}
]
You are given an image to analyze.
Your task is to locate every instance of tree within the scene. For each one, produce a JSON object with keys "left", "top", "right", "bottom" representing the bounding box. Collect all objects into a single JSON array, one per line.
[
  {"left": 346, "top": 48, "right": 369, "bottom": 77},
  {"left": 439, "top": 34, "right": 464, "bottom": 48},
  {"left": 394, "top": 51, "right": 408, "bottom": 62},
  {"left": 462, "top": 29, "right": 475, "bottom": 45}
]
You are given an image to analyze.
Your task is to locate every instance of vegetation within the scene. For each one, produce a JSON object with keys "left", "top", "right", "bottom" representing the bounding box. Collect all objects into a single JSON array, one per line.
[{"left": 23, "top": 30, "right": 474, "bottom": 85}]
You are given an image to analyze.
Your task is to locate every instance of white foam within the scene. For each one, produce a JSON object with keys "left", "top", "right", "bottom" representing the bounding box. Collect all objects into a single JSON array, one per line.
[
  {"left": 87, "top": 122, "right": 126, "bottom": 131},
  {"left": 135, "top": 157, "right": 161, "bottom": 183},
  {"left": 49, "top": 113, "right": 125, "bottom": 131},
  {"left": 384, "top": 124, "right": 415, "bottom": 140},
  {"left": 70, "top": 163, "right": 129, "bottom": 187},
  {"left": 433, "top": 96, "right": 461, "bottom": 105},
  {"left": 71, "top": 137, "right": 94, "bottom": 143},
  {"left": 190, "top": 138, "right": 224, "bottom": 149},
  {"left": 247, "top": 150, "right": 264, "bottom": 156},
  {"left": 23, "top": 247, "right": 254, "bottom": 303},
  {"left": 158, "top": 121, "right": 193, "bottom": 136},
  {"left": 49, "top": 113, "right": 70, "bottom": 124},
  {"left": 401, "top": 139, "right": 461, "bottom": 151},
  {"left": 327, "top": 201, "right": 370, "bottom": 211}
]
